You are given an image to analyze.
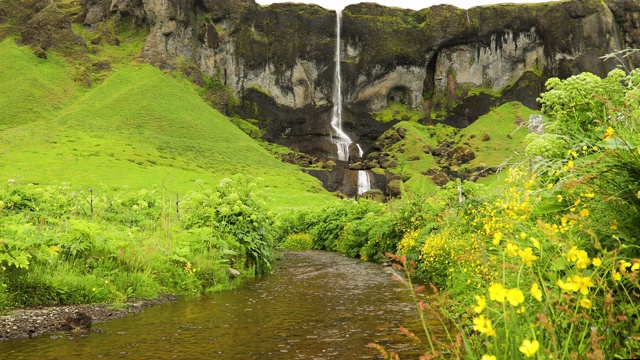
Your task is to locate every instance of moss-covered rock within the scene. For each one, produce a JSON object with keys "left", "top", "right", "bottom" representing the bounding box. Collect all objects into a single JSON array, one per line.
[{"left": 20, "top": 3, "right": 85, "bottom": 55}]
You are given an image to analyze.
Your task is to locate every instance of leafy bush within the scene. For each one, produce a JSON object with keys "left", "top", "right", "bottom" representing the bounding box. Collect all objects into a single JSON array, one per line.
[
  {"left": 280, "top": 233, "right": 313, "bottom": 250},
  {"left": 0, "top": 174, "right": 274, "bottom": 310}
]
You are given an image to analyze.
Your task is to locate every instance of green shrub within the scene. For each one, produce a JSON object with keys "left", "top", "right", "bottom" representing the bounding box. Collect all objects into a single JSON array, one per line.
[{"left": 280, "top": 233, "right": 313, "bottom": 250}]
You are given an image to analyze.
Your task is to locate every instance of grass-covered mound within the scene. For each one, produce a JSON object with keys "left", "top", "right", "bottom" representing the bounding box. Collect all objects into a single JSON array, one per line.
[
  {"left": 0, "top": 38, "right": 333, "bottom": 208},
  {"left": 368, "top": 101, "right": 538, "bottom": 195}
]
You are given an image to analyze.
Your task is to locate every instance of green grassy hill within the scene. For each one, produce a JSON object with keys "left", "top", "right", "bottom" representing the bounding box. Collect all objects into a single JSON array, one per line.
[
  {"left": 375, "top": 102, "right": 539, "bottom": 193},
  {"left": 0, "top": 39, "right": 333, "bottom": 207}
]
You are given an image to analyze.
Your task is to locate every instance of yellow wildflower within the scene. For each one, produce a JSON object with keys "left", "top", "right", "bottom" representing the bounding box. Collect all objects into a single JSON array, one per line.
[
  {"left": 579, "top": 208, "right": 589, "bottom": 217},
  {"left": 530, "top": 283, "right": 543, "bottom": 302},
  {"left": 520, "top": 232, "right": 527, "bottom": 239},
  {"left": 620, "top": 260, "right": 632, "bottom": 273},
  {"left": 516, "top": 306, "right": 525, "bottom": 314},
  {"left": 474, "top": 295, "right": 487, "bottom": 314},
  {"left": 518, "top": 247, "right": 538, "bottom": 266},
  {"left": 592, "top": 258, "right": 602, "bottom": 267},
  {"left": 632, "top": 263, "right": 639, "bottom": 271},
  {"left": 580, "top": 298, "right": 592, "bottom": 309},
  {"left": 571, "top": 275, "right": 594, "bottom": 295},
  {"left": 473, "top": 315, "right": 497, "bottom": 337},
  {"left": 604, "top": 126, "right": 615, "bottom": 139},
  {"left": 557, "top": 194, "right": 563, "bottom": 203},
  {"left": 567, "top": 160, "right": 575, "bottom": 168},
  {"left": 493, "top": 231, "right": 503, "bottom": 246},
  {"left": 557, "top": 278, "right": 580, "bottom": 293},
  {"left": 612, "top": 271, "right": 622, "bottom": 281},
  {"left": 481, "top": 355, "right": 497, "bottom": 360},
  {"left": 489, "top": 283, "right": 507, "bottom": 303},
  {"left": 506, "top": 288, "right": 525, "bottom": 306},
  {"left": 567, "top": 246, "right": 590, "bottom": 269},
  {"left": 506, "top": 243, "right": 519, "bottom": 257},
  {"left": 519, "top": 339, "right": 540, "bottom": 357},
  {"left": 530, "top": 237, "right": 540, "bottom": 250}
]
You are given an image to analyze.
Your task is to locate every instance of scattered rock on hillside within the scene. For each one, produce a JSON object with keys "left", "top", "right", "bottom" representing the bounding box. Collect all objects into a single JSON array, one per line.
[
  {"left": 452, "top": 145, "right": 475, "bottom": 165},
  {"left": 431, "top": 172, "right": 450, "bottom": 186},
  {"left": 386, "top": 179, "right": 402, "bottom": 197}
]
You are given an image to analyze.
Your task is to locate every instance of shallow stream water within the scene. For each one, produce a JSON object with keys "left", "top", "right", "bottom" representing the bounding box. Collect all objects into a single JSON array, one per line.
[{"left": 0, "top": 251, "right": 446, "bottom": 359}]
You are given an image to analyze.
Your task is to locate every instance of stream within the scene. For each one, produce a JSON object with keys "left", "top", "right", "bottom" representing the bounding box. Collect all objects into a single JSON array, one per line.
[{"left": 0, "top": 251, "right": 446, "bottom": 359}]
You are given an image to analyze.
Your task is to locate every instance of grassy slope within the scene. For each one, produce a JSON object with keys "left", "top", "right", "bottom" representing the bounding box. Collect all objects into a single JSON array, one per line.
[
  {"left": 382, "top": 102, "right": 539, "bottom": 193},
  {"left": 457, "top": 101, "right": 535, "bottom": 168},
  {"left": 0, "top": 39, "right": 333, "bottom": 208},
  {"left": 0, "top": 40, "right": 81, "bottom": 130}
]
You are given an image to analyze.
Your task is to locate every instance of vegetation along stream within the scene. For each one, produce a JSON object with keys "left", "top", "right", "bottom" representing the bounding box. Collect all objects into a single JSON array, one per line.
[{"left": 0, "top": 251, "right": 445, "bottom": 359}]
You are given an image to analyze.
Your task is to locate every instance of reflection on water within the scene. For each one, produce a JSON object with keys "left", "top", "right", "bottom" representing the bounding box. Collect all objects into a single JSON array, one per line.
[{"left": 0, "top": 251, "right": 447, "bottom": 359}]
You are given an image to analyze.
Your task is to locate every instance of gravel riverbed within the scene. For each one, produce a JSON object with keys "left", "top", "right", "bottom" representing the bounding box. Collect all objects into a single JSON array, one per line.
[{"left": 0, "top": 295, "right": 177, "bottom": 341}]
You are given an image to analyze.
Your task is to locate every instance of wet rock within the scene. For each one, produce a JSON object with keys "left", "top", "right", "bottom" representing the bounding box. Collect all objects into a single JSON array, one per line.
[
  {"left": 228, "top": 268, "right": 241, "bottom": 278},
  {"left": 481, "top": 133, "right": 491, "bottom": 141},
  {"left": 396, "top": 127, "right": 407, "bottom": 138},
  {"left": 61, "top": 312, "right": 92, "bottom": 332}
]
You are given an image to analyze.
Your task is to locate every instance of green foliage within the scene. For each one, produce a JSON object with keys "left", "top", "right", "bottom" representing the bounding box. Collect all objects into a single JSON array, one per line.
[
  {"left": 372, "top": 101, "right": 424, "bottom": 123},
  {"left": 538, "top": 69, "right": 632, "bottom": 136},
  {"left": 0, "top": 175, "right": 274, "bottom": 310},
  {"left": 279, "top": 233, "right": 313, "bottom": 250}
]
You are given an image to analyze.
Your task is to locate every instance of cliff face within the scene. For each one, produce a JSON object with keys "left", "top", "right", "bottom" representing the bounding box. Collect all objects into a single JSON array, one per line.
[
  {"left": 342, "top": 0, "right": 637, "bottom": 127},
  {"left": 77, "top": 0, "right": 640, "bottom": 136}
]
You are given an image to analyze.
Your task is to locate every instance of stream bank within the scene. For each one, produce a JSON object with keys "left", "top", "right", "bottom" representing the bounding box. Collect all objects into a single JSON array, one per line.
[{"left": 0, "top": 295, "right": 177, "bottom": 341}]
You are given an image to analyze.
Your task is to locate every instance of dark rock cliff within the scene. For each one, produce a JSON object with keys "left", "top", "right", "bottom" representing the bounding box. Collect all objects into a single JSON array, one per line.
[{"left": 73, "top": 0, "right": 640, "bottom": 135}]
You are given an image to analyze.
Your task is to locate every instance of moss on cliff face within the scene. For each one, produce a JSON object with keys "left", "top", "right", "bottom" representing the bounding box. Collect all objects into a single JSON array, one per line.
[{"left": 231, "top": 3, "right": 334, "bottom": 72}]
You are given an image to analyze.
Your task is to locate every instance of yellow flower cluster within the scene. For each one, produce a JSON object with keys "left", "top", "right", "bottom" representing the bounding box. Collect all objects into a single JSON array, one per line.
[
  {"left": 473, "top": 315, "right": 496, "bottom": 337},
  {"left": 557, "top": 275, "right": 594, "bottom": 295},
  {"left": 397, "top": 229, "right": 419, "bottom": 255},
  {"left": 488, "top": 283, "right": 525, "bottom": 306},
  {"left": 419, "top": 228, "right": 491, "bottom": 284}
]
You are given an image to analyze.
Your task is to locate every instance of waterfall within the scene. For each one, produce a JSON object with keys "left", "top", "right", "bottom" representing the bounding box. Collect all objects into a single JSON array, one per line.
[
  {"left": 330, "top": 10, "right": 370, "bottom": 196},
  {"left": 357, "top": 170, "right": 371, "bottom": 195},
  {"left": 330, "top": 10, "right": 351, "bottom": 162},
  {"left": 356, "top": 146, "right": 370, "bottom": 195}
]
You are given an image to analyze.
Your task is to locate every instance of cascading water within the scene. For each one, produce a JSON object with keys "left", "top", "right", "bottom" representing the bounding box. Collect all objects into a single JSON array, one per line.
[
  {"left": 356, "top": 144, "right": 371, "bottom": 195},
  {"left": 330, "top": 10, "right": 351, "bottom": 162},
  {"left": 330, "top": 10, "right": 370, "bottom": 195}
]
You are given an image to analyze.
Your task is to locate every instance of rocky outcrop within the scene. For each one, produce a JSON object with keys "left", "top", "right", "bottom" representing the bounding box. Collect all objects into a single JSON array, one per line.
[
  {"left": 19, "top": 2, "right": 84, "bottom": 55},
  {"left": 342, "top": 0, "right": 634, "bottom": 127}
]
